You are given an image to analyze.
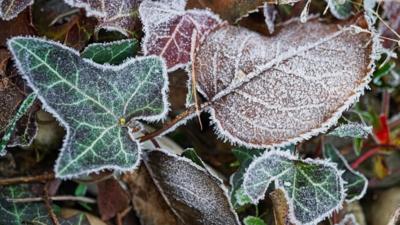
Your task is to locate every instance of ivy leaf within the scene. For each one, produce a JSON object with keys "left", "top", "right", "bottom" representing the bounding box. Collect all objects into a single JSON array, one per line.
[
  {"left": 81, "top": 39, "right": 139, "bottom": 65},
  {"left": 243, "top": 150, "right": 345, "bottom": 225},
  {"left": 323, "top": 144, "right": 368, "bottom": 202},
  {"left": 229, "top": 148, "right": 264, "bottom": 208},
  {"left": 194, "top": 15, "right": 376, "bottom": 149},
  {"left": 8, "top": 37, "right": 169, "bottom": 178},
  {"left": 139, "top": 0, "right": 222, "bottom": 71},
  {"left": 143, "top": 149, "right": 241, "bottom": 225},
  {"left": 181, "top": 148, "right": 206, "bottom": 168},
  {"left": 325, "top": 0, "right": 353, "bottom": 20},
  {"left": 0, "top": 93, "right": 37, "bottom": 156},
  {"left": 0, "top": 0, "right": 33, "bottom": 20},
  {"left": 243, "top": 216, "right": 267, "bottom": 225},
  {"left": 64, "top": 0, "right": 142, "bottom": 36},
  {"left": 0, "top": 185, "right": 51, "bottom": 225},
  {"left": 328, "top": 122, "right": 372, "bottom": 139}
]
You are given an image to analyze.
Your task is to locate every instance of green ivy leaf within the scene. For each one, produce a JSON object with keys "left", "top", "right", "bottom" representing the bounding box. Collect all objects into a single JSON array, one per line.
[
  {"left": 243, "top": 150, "right": 345, "bottom": 225},
  {"left": 8, "top": 37, "right": 169, "bottom": 178},
  {"left": 0, "top": 185, "right": 51, "bottom": 225},
  {"left": 323, "top": 144, "right": 368, "bottom": 202},
  {"left": 326, "top": 0, "right": 353, "bottom": 20},
  {"left": 181, "top": 148, "right": 206, "bottom": 168},
  {"left": 0, "top": 92, "right": 37, "bottom": 156},
  {"left": 81, "top": 39, "right": 138, "bottom": 65},
  {"left": 328, "top": 122, "right": 372, "bottom": 139},
  {"left": 229, "top": 148, "right": 264, "bottom": 209},
  {"left": 243, "top": 216, "right": 268, "bottom": 225}
]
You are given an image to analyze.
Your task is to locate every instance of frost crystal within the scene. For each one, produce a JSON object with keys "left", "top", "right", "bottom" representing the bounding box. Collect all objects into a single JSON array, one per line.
[
  {"left": 144, "top": 149, "right": 240, "bottom": 225},
  {"left": 328, "top": 122, "right": 372, "bottom": 139},
  {"left": 8, "top": 37, "right": 169, "bottom": 178},
  {"left": 139, "top": 0, "right": 222, "bottom": 72},
  {"left": 0, "top": 0, "right": 33, "bottom": 20},
  {"left": 243, "top": 150, "right": 345, "bottom": 225},
  {"left": 194, "top": 16, "right": 375, "bottom": 149}
]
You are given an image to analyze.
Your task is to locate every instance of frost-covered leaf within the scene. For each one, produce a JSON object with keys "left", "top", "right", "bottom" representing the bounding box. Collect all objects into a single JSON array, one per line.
[
  {"left": 243, "top": 150, "right": 345, "bottom": 225},
  {"left": 335, "top": 214, "right": 359, "bottom": 225},
  {"left": 380, "top": 0, "right": 400, "bottom": 48},
  {"left": 143, "top": 149, "right": 240, "bottom": 225},
  {"left": 194, "top": 16, "right": 376, "bottom": 149},
  {"left": 0, "top": 0, "right": 33, "bottom": 20},
  {"left": 323, "top": 144, "right": 368, "bottom": 202},
  {"left": 328, "top": 122, "right": 372, "bottom": 139},
  {"left": 64, "top": 0, "right": 142, "bottom": 36},
  {"left": 0, "top": 184, "right": 51, "bottom": 225},
  {"left": 182, "top": 148, "right": 206, "bottom": 168},
  {"left": 326, "top": 0, "right": 353, "bottom": 20},
  {"left": 81, "top": 39, "right": 138, "bottom": 65},
  {"left": 263, "top": 3, "right": 277, "bottom": 34},
  {"left": 139, "top": 0, "right": 222, "bottom": 71},
  {"left": 8, "top": 37, "right": 169, "bottom": 178},
  {"left": 0, "top": 93, "right": 37, "bottom": 156},
  {"left": 243, "top": 216, "right": 267, "bottom": 225},
  {"left": 229, "top": 148, "right": 263, "bottom": 208}
]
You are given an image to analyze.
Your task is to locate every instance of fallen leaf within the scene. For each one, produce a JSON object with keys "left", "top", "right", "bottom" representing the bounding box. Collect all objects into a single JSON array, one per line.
[
  {"left": 142, "top": 149, "right": 240, "bottom": 225},
  {"left": 325, "top": 0, "right": 353, "bottom": 20},
  {"left": 0, "top": 0, "right": 33, "bottom": 20},
  {"left": 97, "top": 178, "right": 130, "bottom": 220},
  {"left": 64, "top": 0, "right": 142, "bottom": 36},
  {"left": 335, "top": 214, "right": 359, "bottom": 225},
  {"left": 263, "top": 3, "right": 277, "bottom": 34},
  {"left": 139, "top": 0, "right": 222, "bottom": 71},
  {"left": 194, "top": 15, "right": 376, "bottom": 149},
  {"left": 380, "top": 1, "right": 400, "bottom": 49},
  {"left": 0, "top": 9, "right": 34, "bottom": 47},
  {"left": 243, "top": 150, "right": 345, "bottom": 225},
  {"left": 8, "top": 37, "right": 169, "bottom": 178}
]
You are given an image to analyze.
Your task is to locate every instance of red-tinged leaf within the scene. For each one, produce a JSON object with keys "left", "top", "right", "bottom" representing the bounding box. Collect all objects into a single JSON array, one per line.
[
  {"left": 373, "top": 155, "right": 389, "bottom": 179},
  {"left": 139, "top": 0, "right": 222, "bottom": 72},
  {"left": 0, "top": 9, "right": 34, "bottom": 47},
  {"left": 97, "top": 178, "right": 130, "bottom": 221},
  {"left": 380, "top": 1, "right": 400, "bottom": 49},
  {"left": 374, "top": 114, "right": 391, "bottom": 145}
]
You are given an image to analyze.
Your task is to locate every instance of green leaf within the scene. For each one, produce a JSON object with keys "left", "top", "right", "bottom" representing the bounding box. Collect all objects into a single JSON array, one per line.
[
  {"left": 328, "top": 122, "right": 372, "bottom": 139},
  {"left": 243, "top": 216, "right": 268, "bottom": 225},
  {"left": 0, "top": 185, "right": 51, "bottom": 225},
  {"left": 8, "top": 37, "right": 169, "bottom": 178},
  {"left": 323, "top": 144, "right": 368, "bottom": 202},
  {"left": 0, "top": 92, "right": 37, "bottom": 156},
  {"left": 81, "top": 39, "right": 138, "bottom": 65},
  {"left": 326, "top": 0, "right": 352, "bottom": 20},
  {"left": 181, "top": 148, "right": 206, "bottom": 168},
  {"left": 230, "top": 148, "right": 264, "bottom": 209},
  {"left": 243, "top": 150, "right": 345, "bottom": 225},
  {"left": 373, "top": 61, "right": 395, "bottom": 86}
]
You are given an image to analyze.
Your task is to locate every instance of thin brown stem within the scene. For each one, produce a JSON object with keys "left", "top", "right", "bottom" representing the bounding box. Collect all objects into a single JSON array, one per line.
[
  {"left": 139, "top": 102, "right": 210, "bottom": 143},
  {"left": 0, "top": 172, "right": 55, "bottom": 186},
  {"left": 43, "top": 183, "right": 61, "bottom": 225},
  {"left": 116, "top": 206, "right": 132, "bottom": 225},
  {"left": 7, "top": 195, "right": 96, "bottom": 204}
]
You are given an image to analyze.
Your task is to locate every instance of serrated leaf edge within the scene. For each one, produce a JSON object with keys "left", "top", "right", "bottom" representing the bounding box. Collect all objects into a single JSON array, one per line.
[
  {"left": 243, "top": 149, "right": 346, "bottom": 225},
  {"left": 205, "top": 12, "right": 381, "bottom": 150},
  {"left": 143, "top": 148, "right": 241, "bottom": 225},
  {"left": 63, "top": 0, "right": 106, "bottom": 17},
  {"left": 7, "top": 36, "right": 170, "bottom": 179}
]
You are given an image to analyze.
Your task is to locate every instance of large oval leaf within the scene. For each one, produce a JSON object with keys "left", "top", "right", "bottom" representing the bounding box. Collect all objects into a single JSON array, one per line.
[{"left": 194, "top": 16, "right": 377, "bottom": 148}]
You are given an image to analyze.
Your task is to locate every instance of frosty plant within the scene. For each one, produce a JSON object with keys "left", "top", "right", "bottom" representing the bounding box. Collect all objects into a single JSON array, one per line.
[{"left": 2, "top": 0, "right": 381, "bottom": 224}]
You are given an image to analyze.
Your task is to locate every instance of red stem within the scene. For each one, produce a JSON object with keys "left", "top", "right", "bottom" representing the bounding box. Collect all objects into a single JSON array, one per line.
[{"left": 351, "top": 147, "right": 381, "bottom": 169}]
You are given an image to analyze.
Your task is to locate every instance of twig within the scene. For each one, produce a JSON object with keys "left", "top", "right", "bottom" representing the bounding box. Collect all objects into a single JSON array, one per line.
[
  {"left": 351, "top": 145, "right": 398, "bottom": 169},
  {"left": 43, "top": 183, "right": 61, "bottom": 225},
  {"left": 116, "top": 206, "right": 132, "bottom": 225},
  {"left": 7, "top": 195, "right": 96, "bottom": 204},
  {"left": 139, "top": 102, "right": 210, "bottom": 143},
  {"left": 0, "top": 172, "right": 55, "bottom": 186}
]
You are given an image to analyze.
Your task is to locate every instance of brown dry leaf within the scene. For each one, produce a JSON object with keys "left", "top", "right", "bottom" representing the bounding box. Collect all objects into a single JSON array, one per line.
[
  {"left": 124, "top": 165, "right": 184, "bottom": 225},
  {"left": 380, "top": 0, "right": 400, "bottom": 49},
  {"left": 269, "top": 189, "right": 293, "bottom": 225},
  {"left": 186, "top": 0, "right": 300, "bottom": 23},
  {"left": 97, "top": 178, "right": 130, "bottom": 221},
  {"left": 0, "top": 9, "right": 34, "bottom": 47},
  {"left": 194, "top": 15, "right": 376, "bottom": 149}
]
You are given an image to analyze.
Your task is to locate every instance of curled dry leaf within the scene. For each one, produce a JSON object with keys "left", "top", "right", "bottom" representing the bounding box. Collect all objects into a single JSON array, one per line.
[
  {"left": 64, "top": 0, "right": 142, "bottom": 36},
  {"left": 139, "top": 0, "right": 222, "bottom": 72},
  {"left": 0, "top": 0, "right": 33, "bottom": 20},
  {"left": 143, "top": 149, "right": 240, "bottom": 225},
  {"left": 194, "top": 15, "right": 377, "bottom": 149},
  {"left": 97, "top": 178, "right": 130, "bottom": 220}
]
